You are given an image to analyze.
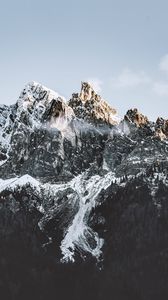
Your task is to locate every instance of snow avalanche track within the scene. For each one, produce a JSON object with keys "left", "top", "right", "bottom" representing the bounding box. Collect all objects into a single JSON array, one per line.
[
  {"left": 0, "top": 172, "right": 117, "bottom": 263},
  {"left": 60, "top": 172, "right": 116, "bottom": 262}
]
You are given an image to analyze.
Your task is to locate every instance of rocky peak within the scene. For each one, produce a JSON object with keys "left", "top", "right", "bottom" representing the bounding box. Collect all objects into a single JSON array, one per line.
[
  {"left": 68, "top": 82, "right": 118, "bottom": 126},
  {"left": 154, "top": 128, "right": 166, "bottom": 140},
  {"left": 156, "top": 117, "right": 168, "bottom": 138},
  {"left": 0, "top": 82, "right": 76, "bottom": 155},
  {"left": 16, "top": 81, "right": 74, "bottom": 126},
  {"left": 124, "top": 108, "right": 149, "bottom": 127},
  {"left": 79, "top": 82, "right": 99, "bottom": 101},
  {"left": 2, "top": 80, "right": 168, "bottom": 296}
]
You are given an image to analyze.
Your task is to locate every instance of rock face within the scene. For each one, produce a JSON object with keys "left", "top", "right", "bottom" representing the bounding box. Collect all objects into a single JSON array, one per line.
[
  {"left": 68, "top": 82, "right": 118, "bottom": 126},
  {"left": 155, "top": 117, "right": 168, "bottom": 140},
  {"left": 1, "top": 82, "right": 168, "bottom": 300},
  {"left": 16, "top": 81, "right": 74, "bottom": 125},
  {"left": 124, "top": 108, "right": 149, "bottom": 127}
]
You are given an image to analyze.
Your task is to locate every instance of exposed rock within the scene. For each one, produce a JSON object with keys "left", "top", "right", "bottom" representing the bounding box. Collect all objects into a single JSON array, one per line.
[
  {"left": 79, "top": 82, "right": 96, "bottom": 101},
  {"left": 68, "top": 82, "right": 118, "bottom": 126},
  {"left": 124, "top": 108, "right": 149, "bottom": 127},
  {"left": 1, "top": 81, "right": 168, "bottom": 299},
  {"left": 154, "top": 128, "right": 166, "bottom": 140},
  {"left": 155, "top": 117, "right": 168, "bottom": 139},
  {"left": 17, "top": 81, "right": 74, "bottom": 126}
]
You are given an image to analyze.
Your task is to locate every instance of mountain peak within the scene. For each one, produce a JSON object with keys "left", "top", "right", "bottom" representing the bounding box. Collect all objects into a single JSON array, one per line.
[
  {"left": 79, "top": 81, "right": 99, "bottom": 101},
  {"left": 15, "top": 82, "right": 74, "bottom": 127},
  {"left": 68, "top": 82, "right": 118, "bottom": 126},
  {"left": 124, "top": 108, "right": 149, "bottom": 127},
  {"left": 18, "top": 81, "right": 65, "bottom": 107}
]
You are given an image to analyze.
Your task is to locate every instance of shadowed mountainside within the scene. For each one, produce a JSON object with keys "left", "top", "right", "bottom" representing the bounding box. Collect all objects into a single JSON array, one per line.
[{"left": 1, "top": 82, "right": 168, "bottom": 299}]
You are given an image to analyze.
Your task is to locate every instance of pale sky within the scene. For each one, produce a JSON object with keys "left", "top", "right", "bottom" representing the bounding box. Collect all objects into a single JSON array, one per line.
[{"left": 0, "top": 0, "right": 168, "bottom": 120}]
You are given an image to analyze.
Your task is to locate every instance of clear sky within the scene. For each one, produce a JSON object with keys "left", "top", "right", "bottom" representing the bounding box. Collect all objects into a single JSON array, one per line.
[{"left": 0, "top": 0, "right": 168, "bottom": 120}]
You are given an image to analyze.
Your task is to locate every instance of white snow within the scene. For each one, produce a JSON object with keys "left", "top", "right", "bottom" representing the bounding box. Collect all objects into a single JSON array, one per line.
[
  {"left": 0, "top": 171, "right": 118, "bottom": 262},
  {"left": 15, "top": 81, "right": 68, "bottom": 129},
  {"left": 18, "top": 81, "right": 66, "bottom": 109},
  {"left": 0, "top": 171, "right": 122, "bottom": 263},
  {"left": 0, "top": 174, "right": 40, "bottom": 193},
  {"left": 60, "top": 171, "right": 117, "bottom": 263},
  {"left": 0, "top": 107, "right": 13, "bottom": 150}
]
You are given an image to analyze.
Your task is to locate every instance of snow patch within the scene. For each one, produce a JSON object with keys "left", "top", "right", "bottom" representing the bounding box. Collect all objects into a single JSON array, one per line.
[
  {"left": 0, "top": 174, "right": 40, "bottom": 193},
  {"left": 60, "top": 171, "right": 117, "bottom": 263}
]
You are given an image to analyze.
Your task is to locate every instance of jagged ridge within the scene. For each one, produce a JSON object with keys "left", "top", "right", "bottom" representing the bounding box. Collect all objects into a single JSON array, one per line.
[{"left": 1, "top": 81, "right": 168, "bottom": 299}]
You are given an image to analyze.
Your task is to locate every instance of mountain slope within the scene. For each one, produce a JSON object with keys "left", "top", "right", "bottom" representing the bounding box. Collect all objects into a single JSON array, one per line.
[{"left": 1, "top": 81, "right": 168, "bottom": 299}]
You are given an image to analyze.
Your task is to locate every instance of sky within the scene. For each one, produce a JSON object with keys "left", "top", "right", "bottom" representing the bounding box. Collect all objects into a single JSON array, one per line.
[{"left": 0, "top": 0, "right": 168, "bottom": 120}]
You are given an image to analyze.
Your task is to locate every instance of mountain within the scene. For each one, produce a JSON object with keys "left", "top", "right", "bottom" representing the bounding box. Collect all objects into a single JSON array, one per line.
[{"left": 1, "top": 81, "right": 168, "bottom": 300}]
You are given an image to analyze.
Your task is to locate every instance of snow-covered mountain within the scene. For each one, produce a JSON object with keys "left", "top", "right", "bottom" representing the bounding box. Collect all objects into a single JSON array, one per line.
[{"left": 1, "top": 81, "right": 168, "bottom": 300}]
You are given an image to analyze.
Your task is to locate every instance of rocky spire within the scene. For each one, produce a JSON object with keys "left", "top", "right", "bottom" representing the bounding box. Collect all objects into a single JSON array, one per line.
[
  {"left": 154, "top": 117, "right": 168, "bottom": 140},
  {"left": 79, "top": 82, "right": 97, "bottom": 101},
  {"left": 68, "top": 82, "right": 119, "bottom": 126},
  {"left": 124, "top": 108, "right": 149, "bottom": 127}
]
